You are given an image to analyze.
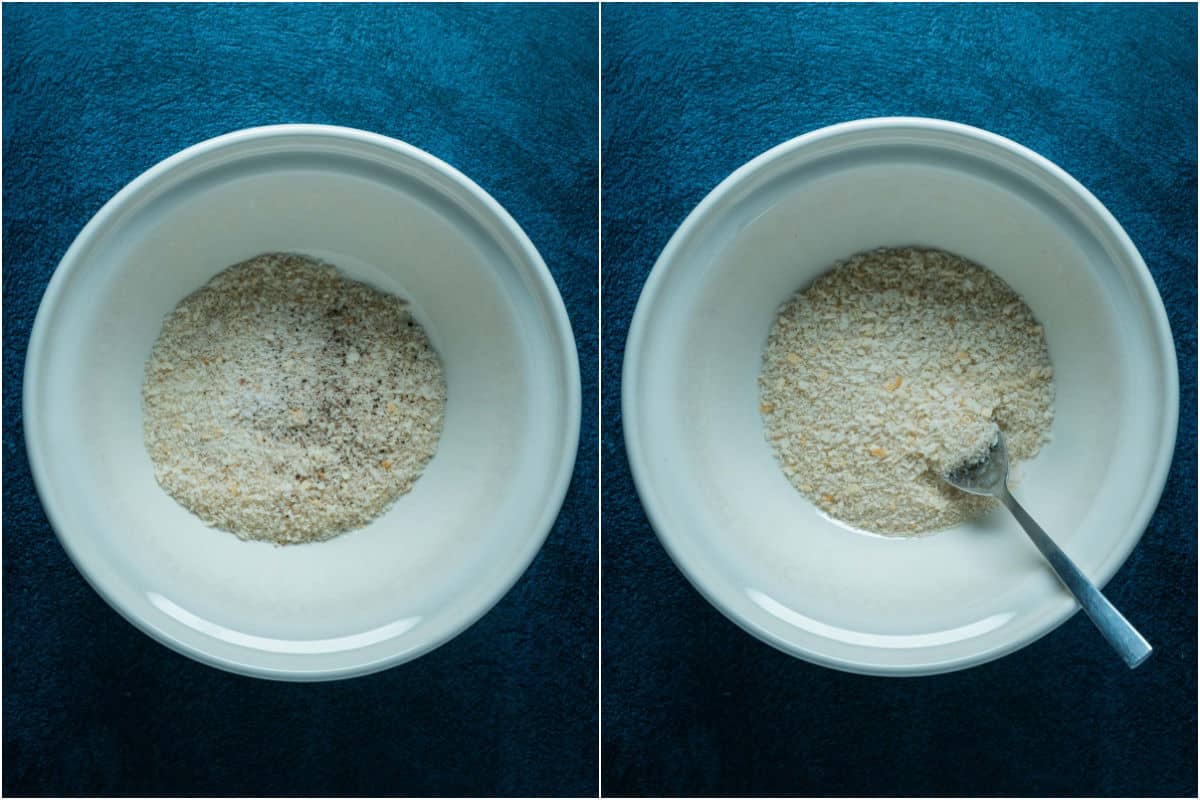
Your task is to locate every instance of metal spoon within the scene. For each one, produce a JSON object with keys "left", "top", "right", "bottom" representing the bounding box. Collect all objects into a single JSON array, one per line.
[{"left": 944, "top": 431, "right": 1152, "bottom": 668}]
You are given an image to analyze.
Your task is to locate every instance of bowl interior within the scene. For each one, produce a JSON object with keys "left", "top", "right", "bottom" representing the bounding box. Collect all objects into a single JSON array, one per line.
[
  {"left": 626, "top": 122, "right": 1175, "bottom": 674},
  {"left": 26, "top": 129, "right": 578, "bottom": 678}
]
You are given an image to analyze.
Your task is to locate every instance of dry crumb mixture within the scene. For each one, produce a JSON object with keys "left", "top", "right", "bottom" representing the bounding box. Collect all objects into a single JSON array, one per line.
[
  {"left": 143, "top": 253, "right": 446, "bottom": 544},
  {"left": 759, "top": 247, "right": 1054, "bottom": 535}
]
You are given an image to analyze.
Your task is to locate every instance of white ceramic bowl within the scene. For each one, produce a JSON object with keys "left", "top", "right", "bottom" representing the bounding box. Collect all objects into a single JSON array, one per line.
[
  {"left": 624, "top": 118, "right": 1177, "bottom": 676},
  {"left": 24, "top": 125, "right": 580, "bottom": 680}
]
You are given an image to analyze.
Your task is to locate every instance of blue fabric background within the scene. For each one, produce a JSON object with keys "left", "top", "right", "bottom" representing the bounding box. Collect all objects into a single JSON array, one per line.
[
  {"left": 602, "top": 4, "right": 1196, "bottom": 797},
  {"left": 3, "top": 4, "right": 597, "bottom": 796}
]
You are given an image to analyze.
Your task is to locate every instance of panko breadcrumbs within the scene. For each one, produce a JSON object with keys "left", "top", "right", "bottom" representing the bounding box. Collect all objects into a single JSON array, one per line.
[
  {"left": 759, "top": 247, "right": 1054, "bottom": 535},
  {"left": 142, "top": 252, "right": 446, "bottom": 544}
]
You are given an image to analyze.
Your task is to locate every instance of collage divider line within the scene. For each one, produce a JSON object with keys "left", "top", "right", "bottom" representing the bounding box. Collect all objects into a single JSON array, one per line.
[{"left": 596, "top": 1, "right": 604, "bottom": 795}]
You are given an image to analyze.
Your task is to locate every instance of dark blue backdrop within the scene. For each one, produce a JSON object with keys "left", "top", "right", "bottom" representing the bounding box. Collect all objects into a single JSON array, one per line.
[
  {"left": 602, "top": 4, "right": 1196, "bottom": 797},
  {"left": 3, "top": 4, "right": 597, "bottom": 796}
]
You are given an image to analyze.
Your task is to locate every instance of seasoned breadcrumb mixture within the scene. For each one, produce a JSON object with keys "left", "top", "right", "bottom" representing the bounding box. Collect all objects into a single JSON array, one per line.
[
  {"left": 143, "top": 253, "right": 446, "bottom": 544},
  {"left": 759, "top": 247, "right": 1054, "bottom": 535}
]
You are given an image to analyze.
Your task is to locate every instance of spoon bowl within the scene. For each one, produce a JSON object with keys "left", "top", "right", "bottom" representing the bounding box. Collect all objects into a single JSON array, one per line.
[{"left": 944, "top": 433, "right": 1010, "bottom": 497}]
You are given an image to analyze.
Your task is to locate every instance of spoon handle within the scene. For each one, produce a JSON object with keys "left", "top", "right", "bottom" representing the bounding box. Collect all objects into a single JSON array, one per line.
[{"left": 998, "top": 488, "right": 1153, "bottom": 669}]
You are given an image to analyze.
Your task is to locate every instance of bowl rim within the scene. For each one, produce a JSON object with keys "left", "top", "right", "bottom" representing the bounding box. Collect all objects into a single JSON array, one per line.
[
  {"left": 23, "top": 123, "right": 582, "bottom": 681},
  {"left": 622, "top": 116, "right": 1179, "bottom": 676}
]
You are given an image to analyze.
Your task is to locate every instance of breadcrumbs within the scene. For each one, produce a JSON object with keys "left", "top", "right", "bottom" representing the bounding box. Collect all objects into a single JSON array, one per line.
[
  {"left": 143, "top": 253, "right": 446, "bottom": 544},
  {"left": 759, "top": 247, "right": 1054, "bottom": 535}
]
